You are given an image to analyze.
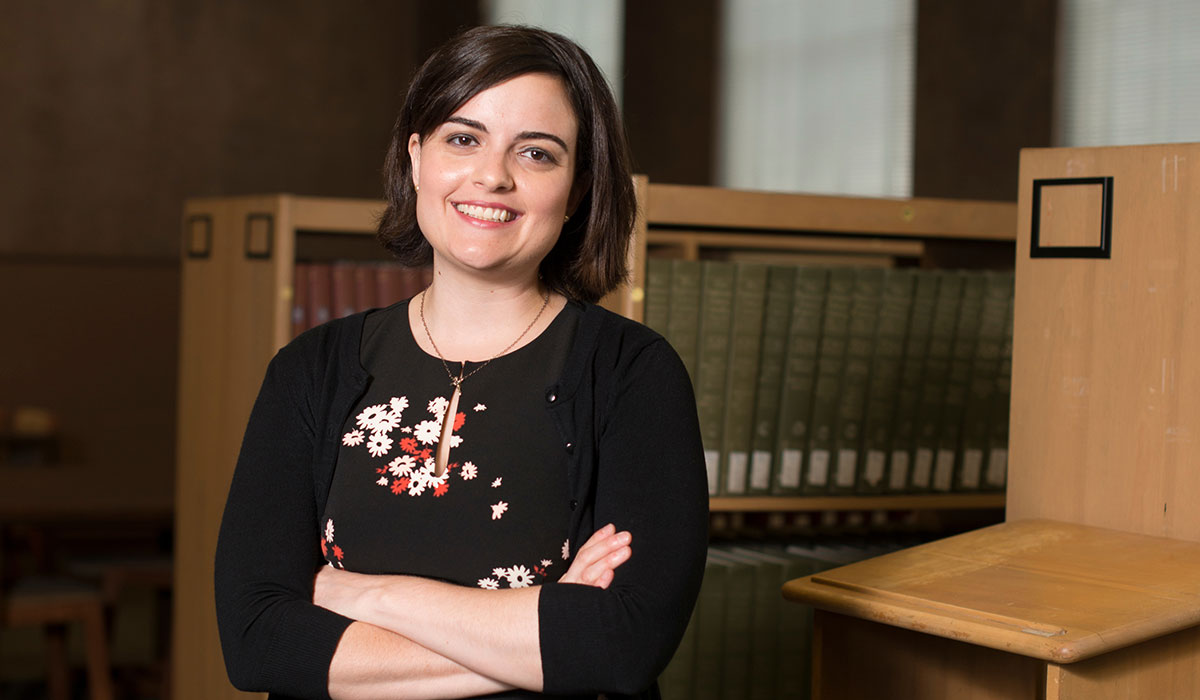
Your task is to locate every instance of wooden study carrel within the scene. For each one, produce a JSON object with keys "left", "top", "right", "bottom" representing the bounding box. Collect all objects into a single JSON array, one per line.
[{"left": 784, "top": 142, "right": 1200, "bottom": 699}]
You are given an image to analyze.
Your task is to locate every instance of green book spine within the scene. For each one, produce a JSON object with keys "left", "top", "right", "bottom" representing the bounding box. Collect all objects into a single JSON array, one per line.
[
  {"left": 696, "top": 262, "right": 736, "bottom": 496},
  {"left": 910, "top": 271, "right": 963, "bottom": 492},
  {"left": 644, "top": 257, "right": 673, "bottom": 336},
  {"left": 772, "top": 268, "right": 828, "bottom": 495},
  {"left": 985, "top": 282, "right": 1015, "bottom": 490},
  {"left": 831, "top": 268, "right": 884, "bottom": 493},
  {"left": 748, "top": 266, "right": 796, "bottom": 494},
  {"left": 958, "top": 271, "right": 1011, "bottom": 490},
  {"left": 709, "top": 549, "right": 758, "bottom": 700},
  {"left": 658, "top": 606, "right": 698, "bottom": 699},
  {"left": 728, "top": 547, "right": 790, "bottom": 700},
  {"left": 933, "top": 273, "right": 984, "bottom": 492},
  {"left": 692, "top": 555, "right": 730, "bottom": 700},
  {"left": 719, "top": 263, "right": 768, "bottom": 496},
  {"left": 886, "top": 271, "right": 938, "bottom": 492},
  {"left": 666, "top": 259, "right": 703, "bottom": 384},
  {"left": 858, "top": 268, "right": 915, "bottom": 493},
  {"left": 803, "top": 267, "right": 854, "bottom": 494}
]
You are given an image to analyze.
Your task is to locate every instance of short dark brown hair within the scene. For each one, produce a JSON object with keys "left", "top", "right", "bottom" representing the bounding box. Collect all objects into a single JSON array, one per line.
[{"left": 377, "top": 24, "right": 636, "bottom": 304}]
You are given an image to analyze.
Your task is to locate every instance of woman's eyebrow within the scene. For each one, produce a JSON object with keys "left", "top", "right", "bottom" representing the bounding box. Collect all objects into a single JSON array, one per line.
[{"left": 445, "top": 116, "right": 569, "bottom": 153}]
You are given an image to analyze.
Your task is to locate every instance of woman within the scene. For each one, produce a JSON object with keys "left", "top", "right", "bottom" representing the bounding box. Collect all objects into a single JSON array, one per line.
[{"left": 215, "top": 25, "right": 708, "bottom": 699}]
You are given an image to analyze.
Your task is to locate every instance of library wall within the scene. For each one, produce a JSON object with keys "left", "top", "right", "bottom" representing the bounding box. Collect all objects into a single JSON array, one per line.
[{"left": 0, "top": 260, "right": 178, "bottom": 479}]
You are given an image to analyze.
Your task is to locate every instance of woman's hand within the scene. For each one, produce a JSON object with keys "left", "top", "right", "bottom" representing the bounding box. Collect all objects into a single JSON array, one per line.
[{"left": 558, "top": 523, "right": 632, "bottom": 589}]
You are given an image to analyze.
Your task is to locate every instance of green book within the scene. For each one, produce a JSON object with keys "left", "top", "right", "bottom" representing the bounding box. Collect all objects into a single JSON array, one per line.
[
  {"left": 692, "top": 554, "right": 732, "bottom": 700},
  {"left": 887, "top": 271, "right": 938, "bottom": 492},
  {"left": 666, "top": 259, "right": 703, "bottom": 383},
  {"left": 658, "top": 604, "right": 698, "bottom": 700},
  {"left": 831, "top": 268, "right": 884, "bottom": 494},
  {"left": 772, "top": 268, "right": 828, "bottom": 495},
  {"left": 708, "top": 548, "right": 759, "bottom": 700},
  {"left": 985, "top": 283, "right": 1015, "bottom": 490},
  {"left": 719, "top": 263, "right": 769, "bottom": 495},
  {"left": 728, "top": 546, "right": 792, "bottom": 700},
  {"left": 748, "top": 266, "right": 796, "bottom": 494},
  {"left": 754, "top": 545, "right": 824, "bottom": 700},
  {"left": 644, "top": 257, "right": 673, "bottom": 336},
  {"left": 958, "top": 271, "right": 1012, "bottom": 490},
  {"left": 696, "top": 262, "right": 736, "bottom": 496},
  {"left": 933, "top": 273, "right": 984, "bottom": 492},
  {"left": 803, "top": 267, "right": 854, "bottom": 494},
  {"left": 910, "top": 271, "right": 963, "bottom": 492},
  {"left": 859, "top": 269, "right": 915, "bottom": 493}
]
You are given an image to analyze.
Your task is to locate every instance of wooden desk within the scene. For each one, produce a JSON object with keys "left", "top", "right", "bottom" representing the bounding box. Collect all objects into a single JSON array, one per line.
[{"left": 783, "top": 519, "right": 1200, "bottom": 699}]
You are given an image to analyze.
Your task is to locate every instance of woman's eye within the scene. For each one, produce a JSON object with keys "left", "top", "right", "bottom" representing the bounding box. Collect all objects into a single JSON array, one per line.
[
  {"left": 448, "top": 134, "right": 477, "bottom": 147},
  {"left": 523, "top": 148, "right": 556, "bottom": 164}
]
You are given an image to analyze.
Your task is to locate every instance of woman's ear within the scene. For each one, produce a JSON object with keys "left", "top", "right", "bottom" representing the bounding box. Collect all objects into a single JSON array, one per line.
[
  {"left": 407, "top": 133, "right": 422, "bottom": 191},
  {"left": 567, "top": 171, "right": 590, "bottom": 219}
]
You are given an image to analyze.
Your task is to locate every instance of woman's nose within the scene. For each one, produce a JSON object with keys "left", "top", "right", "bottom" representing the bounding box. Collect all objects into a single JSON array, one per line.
[{"left": 474, "top": 149, "right": 514, "bottom": 191}]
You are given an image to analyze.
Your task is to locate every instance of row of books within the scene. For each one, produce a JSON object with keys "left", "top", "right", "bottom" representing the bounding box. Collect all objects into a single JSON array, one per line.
[
  {"left": 644, "top": 260, "right": 1014, "bottom": 497},
  {"left": 292, "top": 261, "right": 431, "bottom": 336},
  {"left": 660, "top": 539, "right": 909, "bottom": 700}
]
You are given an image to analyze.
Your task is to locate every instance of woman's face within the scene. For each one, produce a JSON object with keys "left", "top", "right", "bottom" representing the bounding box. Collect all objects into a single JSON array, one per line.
[{"left": 408, "top": 72, "right": 580, "bottom": 284}]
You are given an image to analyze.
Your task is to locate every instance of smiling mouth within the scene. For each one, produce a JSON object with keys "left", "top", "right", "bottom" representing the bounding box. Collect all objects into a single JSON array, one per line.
[{"left": 455, "top": 203, "right": 516, "bottom": 223}]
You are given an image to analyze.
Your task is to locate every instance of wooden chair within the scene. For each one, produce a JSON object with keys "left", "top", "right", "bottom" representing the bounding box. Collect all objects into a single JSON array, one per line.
[{"left": 2, "top": 542, "right": 115, "bottom": 700}]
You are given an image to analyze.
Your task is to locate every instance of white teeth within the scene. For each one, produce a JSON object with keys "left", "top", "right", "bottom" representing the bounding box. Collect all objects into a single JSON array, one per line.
[{"left": 456, "top": 204, "right": 514, "bottom": 222}]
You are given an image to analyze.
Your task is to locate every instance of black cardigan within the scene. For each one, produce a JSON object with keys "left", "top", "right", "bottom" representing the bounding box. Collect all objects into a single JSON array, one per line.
[{"left": 214, "top": 301, "right": 709, "bottom": 699}]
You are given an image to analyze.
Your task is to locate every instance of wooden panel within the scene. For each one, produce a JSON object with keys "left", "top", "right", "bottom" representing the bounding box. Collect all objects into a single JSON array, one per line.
[
  {"left": 1008, "top": 144, "right": 1200, "bottom": 541},
  {"left": 1047, "top": 625, "right": 1200, "bottom": 699},
  {"left": 812, "top": 611, "right": 1044, "bottom": 700},
  {"left": 709, "top": 493, "right": 1003, "bottom": 512},
  {"left": 645, "top": 184, "right": 1017, "bottom": 240},
  {"left": 784, "top": 519, "right": 1200, "bottom": 663}
]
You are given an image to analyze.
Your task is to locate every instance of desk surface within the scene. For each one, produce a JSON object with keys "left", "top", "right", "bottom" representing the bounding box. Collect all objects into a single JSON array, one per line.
[
  {"left": 1, "top": 465, "right": 173, "bottom": 522},
  {"left": 783, "top": 518, "right": 1200, "bottom": 663}
]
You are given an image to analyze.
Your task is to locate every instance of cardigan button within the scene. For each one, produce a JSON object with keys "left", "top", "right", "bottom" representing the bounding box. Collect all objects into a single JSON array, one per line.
[
  {"left": 545, "top": 390, "right": 557, "bottom": 403},
  {"left": 569, "top": 499, "right": 578, "bottom": 511}
]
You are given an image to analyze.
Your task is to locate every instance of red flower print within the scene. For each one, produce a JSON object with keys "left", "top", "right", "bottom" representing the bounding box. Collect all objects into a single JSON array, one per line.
[
  {"left": 320, "top": 539, "right": 328, "bottom": 556},
  {"left": 447, "top": 462, "right": 458, "bottom": 472},
  {"left": 391, "top": 478, "right": 410, "bottom": 495},
  {"left": 376, "top": 466, "right": 388, "bottom": 475},
  {"left": 453, "top": 412, "right": 466, "bottom": 430},
  {"left": 399, "top": 437, "right": 419, "bottom": 454},
  {"left": 434, "top": 482, "right": 449, "bottom": 497},
  {"left": 333, "top": 545, "right": 344, "bottom": 561},
  {"left": 418, "top": 448, "right": 433, "bottom": 461}
]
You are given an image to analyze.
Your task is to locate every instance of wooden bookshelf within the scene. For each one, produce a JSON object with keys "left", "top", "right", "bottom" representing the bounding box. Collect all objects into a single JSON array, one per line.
[{"left": 173, "top": 183, "right": 1016, "bottom": 700}]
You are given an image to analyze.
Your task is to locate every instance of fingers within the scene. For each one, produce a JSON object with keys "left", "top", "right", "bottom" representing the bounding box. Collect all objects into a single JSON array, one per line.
[{"left": 561, "top": 524, "right": 633, "bottom": 589}]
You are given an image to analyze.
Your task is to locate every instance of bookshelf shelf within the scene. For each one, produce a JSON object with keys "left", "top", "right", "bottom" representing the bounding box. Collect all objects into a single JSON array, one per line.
[{"left": 709, "top": 493, "right": 1005, "bottom": 513}]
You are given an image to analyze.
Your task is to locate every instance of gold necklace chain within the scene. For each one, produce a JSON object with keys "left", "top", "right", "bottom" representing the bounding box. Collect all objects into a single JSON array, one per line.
[{"left": 419, "top": 288, "right": 552, "bottom": 390}]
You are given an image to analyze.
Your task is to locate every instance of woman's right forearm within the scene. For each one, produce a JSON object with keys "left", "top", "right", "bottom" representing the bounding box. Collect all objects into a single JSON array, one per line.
[{"left": 329, "top": 621, "right": 513, "bottom": 699}]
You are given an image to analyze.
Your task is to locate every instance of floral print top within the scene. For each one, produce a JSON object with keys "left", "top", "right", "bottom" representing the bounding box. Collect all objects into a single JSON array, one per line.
[{"left": 321, "top": 299, "right": 578, "bottom": 590}]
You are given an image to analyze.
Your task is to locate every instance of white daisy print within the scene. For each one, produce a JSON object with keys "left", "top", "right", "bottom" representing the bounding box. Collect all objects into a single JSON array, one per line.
[
  {"left": 478, "top": 578, "right": 500, "bottom": 590},
  {"left": 407, "top": 476, "right": 428, "bottom": 497},
  {"left": 388, "top": 455, "right": 417, "bottom": 477},
  {"left": 342, "top": 429, "right": 365, "bottom": 447},
  {"left": 491, "top": 501, "right": 508, "bottom": 520},
  {"left": 491, "top": 477, "right": 503, "bottom": 488},
  {"left": 376, "top": 476, "right": 389, "bottom": 486},
  {"left": 414, "top": 419, "right": 441, "bottom": 445},
  {"left": 427, "top": 396, "right": 449, "bottom": 417},
  {"left": 367, "top": 432, "right": 393, "bottom": 458},
  {"left": 473, "top": 403, "right": 487, "bottom": 412},
  {"left": 448, "top": 434, "right": 463, "bottom": 448},
  {"left": 325, "top": 519, "right": 335, "bottom": 542},
  {"left": 400, "top": 426, "right": 412, "bottom": 433},
  {"left": 492, "top": 567, "right": 507, "bottom": 578},
  {"left": 374, "top": 411, "right": 401, "bottom": 433},
  {"left": 460, "top": 462, "right": 478, "bottom": 480},
  {"left": 562, "top": 540, "right": 570, "bottom": 560},
  {"left": 507, "top": 565, "right": 534, "bottom": 588},
  {"left": 389, "top": 396, "right": 409, "bottom": 415},
  {"left": 356, "top": 404, "right": 390, "bottom": 431},
  {"left": 541, "top": 559, "right": 553, "bottom": 568}
]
